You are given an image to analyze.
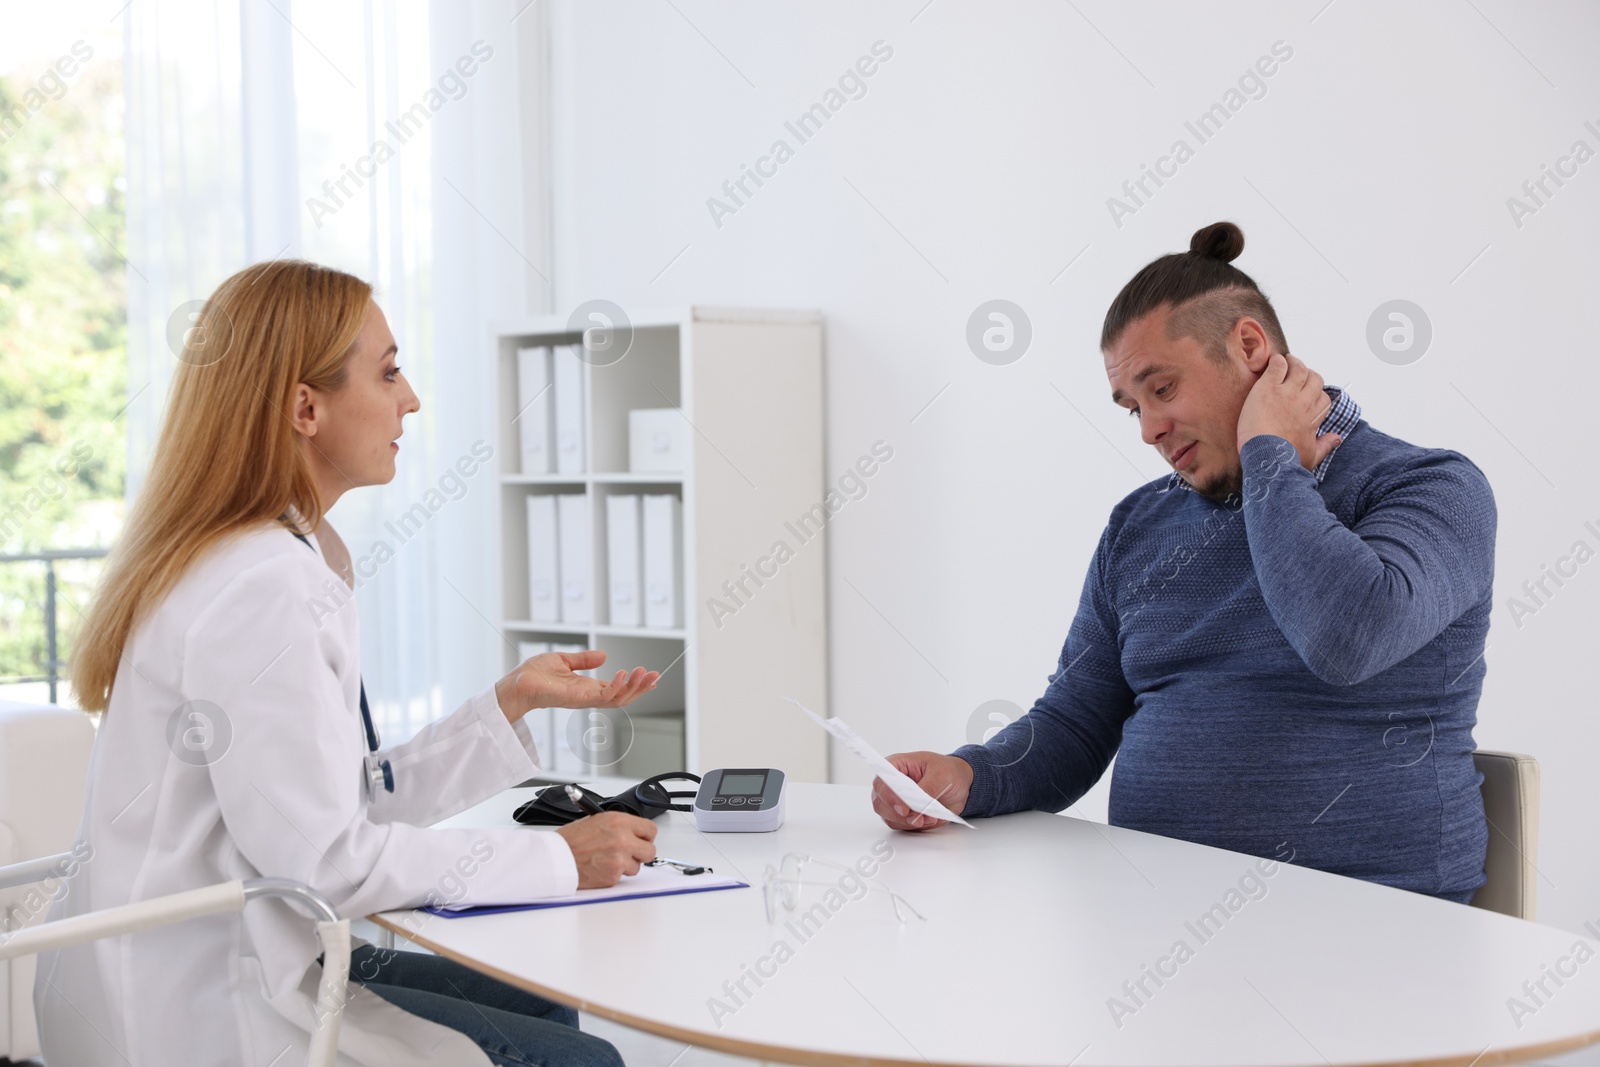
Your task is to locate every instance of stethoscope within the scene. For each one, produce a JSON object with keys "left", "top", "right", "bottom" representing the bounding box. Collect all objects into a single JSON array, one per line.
[{"left": 288, "top": 528, "right": 395, "bottom": 802}]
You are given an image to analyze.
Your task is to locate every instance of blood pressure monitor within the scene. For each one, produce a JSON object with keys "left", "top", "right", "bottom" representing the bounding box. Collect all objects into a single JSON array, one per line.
[{"left": 693, "top": 768, "right": 786, "bottom": 832}]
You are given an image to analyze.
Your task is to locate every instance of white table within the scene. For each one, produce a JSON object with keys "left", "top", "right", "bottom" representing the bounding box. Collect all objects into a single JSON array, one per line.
[{"left": 373, "top": 782, "right": 1600, "bottom": 1067}]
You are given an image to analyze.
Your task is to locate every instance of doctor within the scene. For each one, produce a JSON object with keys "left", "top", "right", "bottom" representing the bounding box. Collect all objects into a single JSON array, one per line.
[{"left": 44, "top": 260, "right": 660, "bottom": 1066}]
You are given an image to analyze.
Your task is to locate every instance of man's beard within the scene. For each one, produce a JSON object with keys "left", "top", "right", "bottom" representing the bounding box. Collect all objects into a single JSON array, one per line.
[{"left": 1186, "top": 462, "right": 1243, "bottom": 504}]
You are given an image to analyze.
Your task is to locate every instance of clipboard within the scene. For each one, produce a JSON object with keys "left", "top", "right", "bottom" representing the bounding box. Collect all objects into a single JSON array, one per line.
[{"left": 421, "top": 865, "right": 748, "bottom": 918}]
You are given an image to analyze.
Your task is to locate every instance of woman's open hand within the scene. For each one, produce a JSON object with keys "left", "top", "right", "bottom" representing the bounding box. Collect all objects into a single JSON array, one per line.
[{"left": 494, "top": 649, "right": 659, "bottom": 723}]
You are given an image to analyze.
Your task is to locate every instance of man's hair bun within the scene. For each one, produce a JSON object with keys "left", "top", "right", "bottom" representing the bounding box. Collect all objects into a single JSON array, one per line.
[
  {"left": 1189, "top": 221, "right": 1245, "bottom": 263},
  {"left": 1101, "top": 218, "right": 1286, "bottom": 359}
]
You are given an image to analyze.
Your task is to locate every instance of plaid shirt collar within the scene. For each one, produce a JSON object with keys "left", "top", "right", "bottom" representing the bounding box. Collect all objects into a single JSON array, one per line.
[{"left": 1163, "top": 385, "right": 1362, "bottom": 494}]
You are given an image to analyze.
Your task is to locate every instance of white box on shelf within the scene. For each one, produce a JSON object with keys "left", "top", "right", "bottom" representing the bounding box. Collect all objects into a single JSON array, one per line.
[
  {"left": 557, "top": 493, "right": 591, "bottom": 624},
  {"left": 515, "top": 346, "right": 552, "bottom": 474},
  {"left": 525, "top": 496, "right": 560, "bottom": 623},
  {"left": 619, "top": 712, "right": 686, "bottom": 778},
  {"left": 628, "top": 409, "right": 685, "bottom": 473},
  {"left": 607, "top": 494, "right": 642, "bottom": 627},
  {"left": 553, "top": 344, "right": 586, "bottom": 474},
  {"left": 642, "top": 494, "right": 683, "bottom": 629}
]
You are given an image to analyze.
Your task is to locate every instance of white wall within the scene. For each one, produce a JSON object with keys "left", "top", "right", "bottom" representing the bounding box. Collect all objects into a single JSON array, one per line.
[{"left": 540, "top": 0, "right": 1600, "bottom": 936}]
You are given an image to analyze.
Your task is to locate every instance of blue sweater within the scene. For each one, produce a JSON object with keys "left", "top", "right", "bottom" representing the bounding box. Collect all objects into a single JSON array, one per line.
[{"left": 954, "top": 420, "right": 1496, "bottom": 901}]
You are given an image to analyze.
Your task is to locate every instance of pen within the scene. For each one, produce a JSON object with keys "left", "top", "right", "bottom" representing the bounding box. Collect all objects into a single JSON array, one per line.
[
  {"left": 646, "top": 857, "right": 711, "bottom": 876},
  {"left": 564, "top": 784, "right": 605, "bottom": 816}
]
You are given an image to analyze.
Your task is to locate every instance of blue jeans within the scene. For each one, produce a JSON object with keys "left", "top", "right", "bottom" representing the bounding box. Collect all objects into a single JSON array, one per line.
[{"left": 345, "top": 944, "right": 624, "bottom": 1067}]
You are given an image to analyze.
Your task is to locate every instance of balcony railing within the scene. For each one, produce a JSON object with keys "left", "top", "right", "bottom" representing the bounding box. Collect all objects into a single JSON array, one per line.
[{"left": 0, "top": 548, "right": 109, "bottom": 704}]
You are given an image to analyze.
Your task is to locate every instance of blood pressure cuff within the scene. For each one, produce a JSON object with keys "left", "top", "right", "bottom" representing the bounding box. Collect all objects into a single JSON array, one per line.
[{"left": 512, "top": 772, "right": 701, "bottom": 827}]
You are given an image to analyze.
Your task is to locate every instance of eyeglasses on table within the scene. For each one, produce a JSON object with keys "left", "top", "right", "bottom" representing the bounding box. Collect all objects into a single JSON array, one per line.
[{"left": 761, "top": 852, "right": 926, "bottom": 925}]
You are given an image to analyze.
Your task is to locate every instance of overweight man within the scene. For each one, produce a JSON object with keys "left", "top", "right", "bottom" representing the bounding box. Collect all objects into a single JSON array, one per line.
[{"left": 874, "top": 222, "right": 1495, "bottom": 902}]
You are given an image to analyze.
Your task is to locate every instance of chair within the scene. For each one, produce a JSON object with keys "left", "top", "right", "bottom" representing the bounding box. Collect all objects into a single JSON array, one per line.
[
  {"left": 0, "top": 700, "right": 350, "bottom": 1064},
  {"left": 0, "top": 701, "right": 95, "bottom": 1058},
  {"left": 0, "top": 855, "right": 352, "bottom": 1067},
  {"left": 1469, "top": 749, "right": 1540, "bottom": 921}
]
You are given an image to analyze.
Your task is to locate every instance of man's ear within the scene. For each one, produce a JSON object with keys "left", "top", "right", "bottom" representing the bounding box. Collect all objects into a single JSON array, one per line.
[
  {"left": 1234, "top": 317, "right": 1275, "bottom": 376},
  {"left": 289, "top": 382, "right": 318, "bottom": 438}
]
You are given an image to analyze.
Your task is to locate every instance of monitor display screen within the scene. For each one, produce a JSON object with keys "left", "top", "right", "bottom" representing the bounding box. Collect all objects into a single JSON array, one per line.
[{"left": 717, "top": 772, "right": 766, "bottom": 796}]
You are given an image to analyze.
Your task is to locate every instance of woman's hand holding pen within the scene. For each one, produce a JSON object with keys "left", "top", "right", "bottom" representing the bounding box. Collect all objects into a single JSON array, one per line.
[
  {"left": 556, "top": 813, "right": 658, "bottom": 888},
  {"left": 494, "top": 648, "right": 659, "bottom": 724}
]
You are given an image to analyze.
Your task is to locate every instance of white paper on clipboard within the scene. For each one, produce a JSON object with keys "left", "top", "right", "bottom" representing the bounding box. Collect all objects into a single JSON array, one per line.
[{"left": 785, "top": 697, "right": 972, "bottom": 827}]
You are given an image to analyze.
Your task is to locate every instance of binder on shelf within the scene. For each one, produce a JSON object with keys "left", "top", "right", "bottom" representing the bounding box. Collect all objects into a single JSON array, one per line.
[
  {"left": 553, "top": 344, "right": 586, "bottom": 474},
  {"left": 642, "top": 494, "right": 683, "bottom": 629},
  {"left": 515, "top": 641, "right": 554, "bottom": 770},
  {"left": 607, "top": 494, "right": 642, "bottom": 628},
  {"left": 515, "top": 346, "right": 552, "bottom": 475},
  {"left": 550, "top": 641, "right": 588, "bottom": 774},
  {"left": 526, "top": 496, "right": 561, "bottom": 623},
  {"left": 557, "top": 493, "right": 591, "bottom": 624}
]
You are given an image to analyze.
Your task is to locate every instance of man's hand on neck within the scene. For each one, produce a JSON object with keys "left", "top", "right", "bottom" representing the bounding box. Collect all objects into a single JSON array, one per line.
[{"left": 1235, "top": 351, "right": 1342, "bottom": 472}]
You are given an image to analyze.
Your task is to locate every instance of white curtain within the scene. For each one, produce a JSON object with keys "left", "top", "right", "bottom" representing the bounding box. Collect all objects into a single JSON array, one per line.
[{"left": 124, "top": 0, "right": 548, "bottom": 742}]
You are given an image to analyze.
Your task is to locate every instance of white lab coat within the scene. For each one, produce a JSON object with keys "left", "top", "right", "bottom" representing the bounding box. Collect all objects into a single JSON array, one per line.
[{"left": 35, "top": 521, "right": 579, "bottom": 1066}]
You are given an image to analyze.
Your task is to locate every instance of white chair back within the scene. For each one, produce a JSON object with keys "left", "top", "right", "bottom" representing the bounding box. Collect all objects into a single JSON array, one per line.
[{"left": 1469, "top": 749, "right": 1540, "bottom": 921}]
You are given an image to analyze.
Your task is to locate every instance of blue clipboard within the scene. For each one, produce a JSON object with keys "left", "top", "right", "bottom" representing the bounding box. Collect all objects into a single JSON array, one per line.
[{"left": 421, "top": 876, "right": 749, "bottom": 919}]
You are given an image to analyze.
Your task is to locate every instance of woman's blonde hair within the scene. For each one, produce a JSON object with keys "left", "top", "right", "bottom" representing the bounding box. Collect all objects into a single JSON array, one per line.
[{"left": 70, "top": 259, "right": 372, "bottom": 713}]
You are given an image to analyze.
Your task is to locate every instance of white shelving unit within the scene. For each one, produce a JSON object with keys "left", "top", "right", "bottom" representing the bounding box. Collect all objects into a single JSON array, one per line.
[{"left": 490, "top": 307, "right": 828, "bottom": 782}]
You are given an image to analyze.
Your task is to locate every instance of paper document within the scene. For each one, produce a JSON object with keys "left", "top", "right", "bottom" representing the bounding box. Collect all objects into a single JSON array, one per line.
[
  {"left": 422, "top": 863, "right": 747, "bottom": 917},
  {"left": 785, "top": 697, "right": 972, "bottom": 827}
]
